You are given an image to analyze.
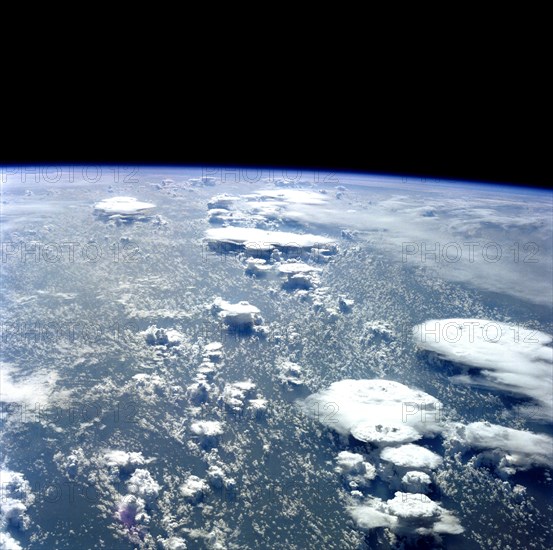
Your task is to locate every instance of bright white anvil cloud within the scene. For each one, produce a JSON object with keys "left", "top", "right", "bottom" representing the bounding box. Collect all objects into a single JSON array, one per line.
[
  {"left": 380, "top": 444, "right": 443, "bottom": 470},
  {"left": 211, "top": 298, "right": 264, "bottom": 330},
  {"left": 301, "top": 379, "right": 444, "bottom": 443},
  {"left": 205, "top": 226, "right": 335, "bottom": 250},
  {"left": 94, "top": 196, "right": 155, "bottom": 215}
]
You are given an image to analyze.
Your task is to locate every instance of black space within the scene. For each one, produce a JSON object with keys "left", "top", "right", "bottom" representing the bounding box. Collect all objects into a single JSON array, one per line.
[{"left": 2, "top": 106, "right": 549, "bottom": 190}]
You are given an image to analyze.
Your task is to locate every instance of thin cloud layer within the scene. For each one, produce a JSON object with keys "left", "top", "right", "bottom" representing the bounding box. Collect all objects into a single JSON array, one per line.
[{"left": 413, "top": 319, "right": 553, "bottom": 420}]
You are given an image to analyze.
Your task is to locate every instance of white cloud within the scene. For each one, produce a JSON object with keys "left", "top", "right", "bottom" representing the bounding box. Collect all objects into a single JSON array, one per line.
[
  {"left": 401, "top": 471, "right": 432, "bottom": 493},
  {"left": 380, "top": 444, "right": 443, "bottom": 470},
  {"left": 0, "top": 362, "right": 60, "bottom": 408},
  {"left": 277, "top": 261, "right": 321, "bottom": 274},
  {"left": 0, "top": 532, "right": 22, "bottom": 550},
  {"left": 94, "top": 196, "right": 155, "bottom": 216},
  {"left": 244, "top": 257, "right": 272, "bottom": 276},
  {"left": 221, "top": 381, "right": 256, "bottom": 411},
  {"left": 116, "top": 494, "right": 150, "bottom": 526},
  {"left": 413, "top": 319, "right": 553, "bottom": 420},
  {"left": 203, "top": 341, "right": 223, "bottom": 360},
  {"left": 180, "top": 475, "right": 209, "bottom": 503},
  {"left": 142, "top": 326, "right": 183, "bottom": 347},
  {"left": 247, "top": 398, "right": 268, "bottom": 413},
  {"left": 0, "top": 470, "right": 34, "bottom": 535},
  {"left": 335, "top": 451, "right": 376, "bottom": 486},
  {"left": 186, "top": 381, "right": 211, "bottom": 405},
  {"left": 348, "top": 492, "right": 463, "bottom": 537},
  {"left": 55, "top": 448, "right": 87, "bottom": 478},
  {"left": 446, "top": 421, "right": 553, "bottom": 474},
  {"left": 277, "top": 361, "right": 304, "bottom": 386},
  {"left": 205, "top": 227, "right": 335, "bottom": 251},
  {"left": 127, "top": 469, "right": 161, "bottom": 503},
  {"left": 161, "top": 536, "right": 188, "bottom": 549},
  {"left": 348, "top": 502, "right": 397, "bottom": 530},
  {"left": 211, "top": 298, "right": 264, "bottom": 331},
  {"left": 218, "top": 183, "right": 553, "bottom": 306},
  {"left": 207, "top": 194, "right": 240, "bottom": 209},
  {"left": 301, "top": 379, "right": 444, "bottom": 442},
  {"left": 351, "top": 424, "right": 422, "bottom": 445},
  {"left": 277, "top": 260, "right": 322, "bottom": 291},
  {"left": 102, "top": 450, "right": 152, "bottom": 474},
  {"left": 190, "top": 421, "right": 224, "bottom": 437}
]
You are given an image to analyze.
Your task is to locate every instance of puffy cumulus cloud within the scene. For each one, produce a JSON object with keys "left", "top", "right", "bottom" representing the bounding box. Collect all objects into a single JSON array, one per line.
[
  {"left": 190, "top": 421, "right": 224, "bottom": 448},
  {"left": 142, "top": 325, "right": 183, "bottom": 347},
  {"left": 361, "top": 321, "right": 395, "bottom": 343},
  {"left": 244, "top": 257, "right": 272, "bottom": 277},
  {"left": 335, "top": 451, "right": 367, "bottom": 474},
  {"left": 54, "top": 448, "right": 87, "bottom": 478},
  {"left": 127, "top": 469, "right": 161, "bottom": 503},
  {"left": 335, "top": 451, "right": 376, "bottom": 487},
  {"left": 187, "top": 380, "right": 211, "bottom": 406},
  {"left": 338, "top": 296, "right": 354, "bottom": 313},
  {"left": 180, "top": 476, "right": 209, "bottom": 504},
  {"left": 116, "top": 494, "right": 149, "bottom": 527},
  {"left": 221, "top": 381, "right": 256, "bottom": 412},
  {"left": 243, "top": 241, "right": 274, "bottom": 258},
  {"left": 301, "top": 379, "right": 444, "bottom": 443},
  {"left": 203, "top": 188, "right": 339, "bottom": 302},
  {"left": 401, "top": 471, "right": 432, "bottom": 493},
  {"left": 0, "top": 532, "right": 22, "bottom": 550},
  {"left": 190, "top": 420, "right": 224, "bottom": 437},
  {"left": 413, "top": 319, "right": 553, "bottom": 420},
  {"left": 0, "top": 470, "right": 34, "bottom": 535},
  {"left": 348, "top": 502, "right": 397, "bottom": 530},
  {"left": 189, "top": 176, "right": 216, "bottom": 187},
  {"left": 380, "top": 444, "right": 443, "bottom": 470},
  {"left": 204, "top": 451, "right": 236, "bottom": 490},
  {"left": 160, "top": 536, "right": 188, "bottom": 549},
  {"left": 247, "top": 397, "right": 268, "bottom": 417},
  {"left": 278, "top": 261, "right": 322, "bottom": 291},
  {"left": 243, "top": 188, "right": 344, "bottom": 232},
  {"left": 93, "top": 196, "right": 155, "bottom": 222},
  {"left": 211, "top": 298, "right": 265, "bottom": 332},
  {"left": 206, "top": 187, "right": 333, "bottom": 231},
  {"left": 446, "top": 421, "right": 553, "bottom": 475},
  {"left": 132, "top": 373, "right": 166, "bottom": 393},
  {"left": 207, "top": 208, "right": 231, "bottom": 224},
  {"left": 102, "top": 450, "right": 152, "bottom": 474},
  {"left": 348, "top": 492, "right": 463, "bottom": 537},
  {"left": 277, "top": 361, "right": 304, "bottom": 386},
  {"left": 202, "top": 342, "right": 223, "bottom": 362}
]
